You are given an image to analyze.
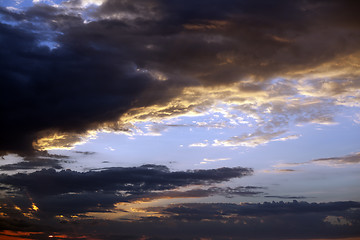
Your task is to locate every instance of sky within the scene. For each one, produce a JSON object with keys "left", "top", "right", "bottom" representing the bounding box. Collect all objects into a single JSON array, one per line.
[{"left": 0, "top": 0, "right": 360, "bottom": 239}]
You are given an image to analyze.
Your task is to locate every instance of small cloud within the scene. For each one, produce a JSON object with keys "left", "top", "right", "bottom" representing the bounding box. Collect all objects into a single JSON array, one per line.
[
  {"left": 189, "top": 142, "right": 209, "bottom": 147},
  {"left": 105, "top": 147, "right": 115, "bottom": 151},
  {"left": 274, "top": 152, "right": 360, "bottom": 168},
  {"left": 312, "top": 152, "right": 360, "bottom": 166},
  {"left": 200, "top": 157, "right": 231, "bottom": 164},
  {"left": 276, "top": 169, "right": 296, "bottom": 172},
  {"left": 264, "top": 195, "right": 307, "bottom": 199},
  {"left": 309, "top": 118, "right": 338, "bottom": 125},
  {"left": 324, "top": 216, "right": 353, "bottom": 226},
  {"left": 213, "top": 130, "right": 287, "bottom": 148},
  {"left": 273, "top": 162, "right": 303, "bottom": 168},
  {"left": 353, "top": 113, "right": 360, "bottom": 124},
  {"left": 74, "top": 151, "right": 96, "bottom": 155},
  {"left": 262, "top": 169, "right": 296, "bottom": 173},
  {"left": 189, "top": 140, "right": 209, "bottom": 147},
  {"left": 272, "top": 134, "right": 300, "bottom": 142},
  {"left": 0, "top": 153, "right": 68, "bottom": 171}
]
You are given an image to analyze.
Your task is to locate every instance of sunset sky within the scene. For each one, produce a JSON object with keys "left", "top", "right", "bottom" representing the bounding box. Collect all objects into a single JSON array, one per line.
[{"left": 1, "top": 0, "right": 360, "bottom": 239}]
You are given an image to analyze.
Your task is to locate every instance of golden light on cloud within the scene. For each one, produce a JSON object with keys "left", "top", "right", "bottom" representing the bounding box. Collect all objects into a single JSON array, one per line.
[
  {"left": 32, "top": 130, "right": 97, "bottom": 151},
  {"left": 14, "top": 205, "right": 21, "bottom": 211},
  {"left": 28, "top": 76, "right": 335, "bottom": 150},
  {"left": 27, "top": 50, "right": 360, "bottom": 151},
  {"left": 31, "top": 203, "right": 39, "bottom": 211}
]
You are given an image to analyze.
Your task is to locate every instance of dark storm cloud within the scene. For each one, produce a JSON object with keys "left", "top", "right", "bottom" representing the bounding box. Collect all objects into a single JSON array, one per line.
[
  {"left": 133, "top": 202, "right": 360, "bottom": 240},
  {"left": 149, "top": 201, "right": 360, "bottom": 221},
  {"left": 1, "top": 200, "right": 359, "bottom": 240},
  {"left": 95, "top": 0, "right": 360, "bottom": 83},
  {"left": 0, "top": 165, "right": 252, "bottom": 195},
  {"left": 264, "top": 195, "right": 308, "bottom": 200},
  {"left": 1, "top": 0, "right": 360, "bottom": 154},
  {"left": 35, "top": 192, "right": 124, "bottom": 214},
  {"left": 2, "top": 185, "right": 262, "bottom": 216},
  {"left": 0, "top": 165, "right": 252, "bottom": 215},
  {"left": 0, "top": 6, "right": 163, "bottom": 155}
]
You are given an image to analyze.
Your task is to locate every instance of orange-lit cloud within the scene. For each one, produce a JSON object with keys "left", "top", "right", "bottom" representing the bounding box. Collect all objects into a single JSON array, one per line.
[{"left": 0, "top": 230, "right": 43, "bottom": 240}]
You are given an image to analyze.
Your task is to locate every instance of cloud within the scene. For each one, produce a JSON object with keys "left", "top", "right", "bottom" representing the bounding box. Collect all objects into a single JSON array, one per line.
[
  {"left": 146, "top": 201, "right": 360, "bottom": 221},
  {"left": 262, "top": 168, "right": 296, "bottom": 174},
  {"left": 1, "top": 199, "right": 360, "bottom": 240},
  {"left": 74, "top": 151, "right": 96, "bottom": 155},
  {"left": 272, "top": 134, "right": 301, "bottom": 142},
  {"left": 0, "top": 12, "right": 156, "bottom": 154},
  {"left": 275, "top": 152, "right": 360, "bottom": 168},
  {"left": 264, "top": 195, "right": 307, "bottom": 199},
  {"left": 0, "top": 230, "right": 45, "bottom": 240},
  {"left": 354, "top": 113, "right": 360, "bottom": 124},
  {"left": 122, "top": 186, "right": 265, "bottom": 203},
  {"left": 0, "top": 153, "right": 69, "bottom": 171},
  {"left": 0, "top": 158, "right": 62, "bottom": 171},
  {"left": 311, "top": 152, "right": 360, "bottom": 166},
  {"left": 200, "top": 158, "right": 230, "bottom": 164},
  {"left": 189, "top": 142, "right": 209, "bottom": 148},
  {"left": 0, "top": 165, "right": 252, "bottom": 196},
  {"left": 1, "top": 0, "right": 360, "bottom": 154},
  {"left": 213, "top": 130, "right": 287, "bottom": 147},
  {"left": 0, "top": 165, "right": 253, "bottom": 216}
]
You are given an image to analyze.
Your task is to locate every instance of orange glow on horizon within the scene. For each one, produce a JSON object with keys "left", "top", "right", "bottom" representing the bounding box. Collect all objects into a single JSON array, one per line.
[
  {"left": 0, "top": 231, "right": 102, "bottom": 240},
  {"left": 0, "top": 230, "right": 43, "bottom": 240}
]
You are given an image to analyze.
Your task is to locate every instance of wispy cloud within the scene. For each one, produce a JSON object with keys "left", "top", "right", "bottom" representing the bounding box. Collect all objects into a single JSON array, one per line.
[
  {"left": 213, "top": 130, "right": 288, "bottom": 147},
  {"left": 262, "top": 169, "right": 296, "bottom": 174},
  {"left": 274, "top": 152, "right": 360, "bottom": 169}
]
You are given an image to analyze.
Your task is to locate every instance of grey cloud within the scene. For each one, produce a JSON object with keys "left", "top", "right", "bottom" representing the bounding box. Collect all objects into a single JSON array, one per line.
[
  {"left": 0, "top": 153, "right": 69, "bottom": 171},
  {"left": 74, "top": 151, "right": 96, "bottom": 155},
  {"left": 152, "top": 201, "right": 360, "bottom": 220},
  {"left": 0, "top": 165, "right": 252, "bottom": 216},
  {"left": 0, "top": 165, "right": 253, "bottom": 196},
  {"left": 1, "top": 200, "right": 360, "bottom": 240},
  {"left": 29, "top": 185, "right": 263, "bottom": 215},
  {"left": 264, "top": 195, "right": 308, "bottom": 199},
  {"left": 277, "top": 152, "right": 360, "bottom": 168},
  {"left": 0, "top": 158, "right": 62, "bottom": 171},
  {"left": 312, "top": 152, "right": 360, "bottom": 165}
]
